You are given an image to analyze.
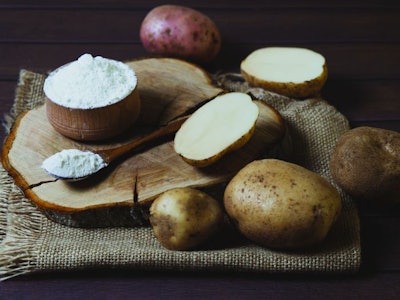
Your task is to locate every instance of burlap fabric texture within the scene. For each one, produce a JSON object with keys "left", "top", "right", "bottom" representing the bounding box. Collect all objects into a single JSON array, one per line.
[{"left": 0, "top": 69, "right": 361, "bottom": 280}]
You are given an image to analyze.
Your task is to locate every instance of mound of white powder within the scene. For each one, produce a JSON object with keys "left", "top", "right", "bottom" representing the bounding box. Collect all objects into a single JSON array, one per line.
[
  {"left": 42, "top": 149, "right": 107, "bottom": 179},
  {"left": 43, "top": 53, "right": 137, "bottom": 109}
]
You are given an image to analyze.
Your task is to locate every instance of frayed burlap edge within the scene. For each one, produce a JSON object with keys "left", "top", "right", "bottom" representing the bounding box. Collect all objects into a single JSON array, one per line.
[
  {"left": 0, "top": 180, "right": 44, "bottom": 280},
  {"left": 1, "top": 70, "right": 46, "bottom": 280}
]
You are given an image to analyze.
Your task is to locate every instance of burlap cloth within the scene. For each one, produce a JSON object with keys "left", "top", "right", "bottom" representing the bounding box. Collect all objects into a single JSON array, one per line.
[{"left": 0, "top": 70, "right": 361, "bottom": 280}]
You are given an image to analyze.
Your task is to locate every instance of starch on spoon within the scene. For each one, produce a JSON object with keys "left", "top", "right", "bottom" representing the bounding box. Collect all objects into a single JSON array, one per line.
[{"left": 42, "top": 149, "right": 107, "bottom": 179}]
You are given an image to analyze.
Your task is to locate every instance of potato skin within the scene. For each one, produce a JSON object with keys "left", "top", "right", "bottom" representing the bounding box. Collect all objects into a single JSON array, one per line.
[
  {"left": 241, "top": 64, "right": 328, "bottom": 99},
  {"left": 330, "top": 126, "right": 400, "bottom": 206},
  {"left": 223, "top": 159, "right": 341, "bottom": 249},
  {"left": 149, "top": 187, "right": 224, "bottom": 250},
  {"left": 140, "top": 5, "right": 221, "bottom": 63}
]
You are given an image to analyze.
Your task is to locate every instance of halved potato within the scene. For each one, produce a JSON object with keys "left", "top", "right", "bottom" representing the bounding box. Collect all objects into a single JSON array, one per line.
[
  {"left": 174, "top": 92, "right": 259, "bottom": 167},
  {"left": 241, "top": 47, "right": 328, "bottom": 99}
]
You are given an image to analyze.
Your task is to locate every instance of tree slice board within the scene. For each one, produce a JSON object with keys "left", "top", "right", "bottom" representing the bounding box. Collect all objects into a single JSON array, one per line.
[
  {"left": 2, "top": 58, "right": 286, "bottom": 227},
  {"left": 128, "top": 58, "right": 224, "bottom": 126}
]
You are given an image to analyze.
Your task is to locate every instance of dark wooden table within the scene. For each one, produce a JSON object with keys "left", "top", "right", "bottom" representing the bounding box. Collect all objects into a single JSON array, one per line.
[{"left": 1, "top": 1, "right": 399, "bottom": 298}]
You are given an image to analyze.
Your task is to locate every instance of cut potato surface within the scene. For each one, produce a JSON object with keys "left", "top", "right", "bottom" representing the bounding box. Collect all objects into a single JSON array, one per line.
[
  {"left": 241, "top": 47, "right": 327, "bottom": 98},
  {"left": 174, "top": 92, "right": 259, "bottom": 167}
]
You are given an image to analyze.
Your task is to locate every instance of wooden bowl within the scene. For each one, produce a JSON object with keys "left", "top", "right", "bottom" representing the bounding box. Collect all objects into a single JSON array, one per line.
[
  {"left": 45, "top": 88, "right": 140, "bottom": 141},
  {"left": 44, "top": 55, "right": 141, "bottom": 141}
]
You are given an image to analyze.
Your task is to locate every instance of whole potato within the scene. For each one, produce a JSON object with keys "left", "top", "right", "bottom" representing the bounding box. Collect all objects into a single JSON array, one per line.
[
  {"left": 224, "top": 159, "right": 341, "bottom": 249},
  {"left": 140, "top": 5, "right": 221, "bottom": 63},
  {"left": 149, "top": 187, "right": 224, "bottom": 250},
  {"left": 330, "top": 126, "right": 400, "bottom": 206}
]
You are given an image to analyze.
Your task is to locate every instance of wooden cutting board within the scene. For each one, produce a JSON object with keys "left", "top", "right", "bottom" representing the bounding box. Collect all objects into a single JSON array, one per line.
[{"left": 2, "top": 58, "right": 286, "bottom": 227}]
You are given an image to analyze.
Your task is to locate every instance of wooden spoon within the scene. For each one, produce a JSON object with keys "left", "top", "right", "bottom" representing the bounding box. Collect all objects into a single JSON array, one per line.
[{"left": 42, "top": 115, "right": 189, "bottom": 181}]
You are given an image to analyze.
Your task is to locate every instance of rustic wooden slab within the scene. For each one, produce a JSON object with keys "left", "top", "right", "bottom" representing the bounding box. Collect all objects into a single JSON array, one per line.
[
  {"left": 128, "top": 58, "right": 224, "bottom": 126},
  {"left": 2, "top": 58, "right": 286, "bottom": 227}
]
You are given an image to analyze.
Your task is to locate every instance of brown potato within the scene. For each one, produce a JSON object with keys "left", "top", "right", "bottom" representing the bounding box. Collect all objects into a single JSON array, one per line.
[
  {"left": 224, "top": 159, "right": 341, "bottom": 249},
  {"left": 149, "top": 187, "right": 224, "bottom": 250},
  {"left": 330, "top": 126, "right": 400, "bottom": 206}
]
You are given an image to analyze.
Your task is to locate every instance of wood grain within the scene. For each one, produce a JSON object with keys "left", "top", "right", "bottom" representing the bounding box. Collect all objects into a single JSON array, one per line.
[{"left": 1, "top": 8, "right": 399, "bottom": 43}]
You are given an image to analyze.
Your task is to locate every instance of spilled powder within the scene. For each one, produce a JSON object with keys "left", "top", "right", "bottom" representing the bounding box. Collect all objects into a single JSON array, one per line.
[
  {"left": 42, "top": 149, "right": 107, "bottom": 179},
  {"left": 43, "top": 53, "right": 137, "bottom": 109}
]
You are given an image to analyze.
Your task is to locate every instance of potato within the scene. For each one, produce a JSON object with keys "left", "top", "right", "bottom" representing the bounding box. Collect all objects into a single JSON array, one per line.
[
  {"left": 224, "top": 159, "right": 341, "bottom": 249},
  {"left": 140, "top": 5, "right": 221, "bottom": 63},
  {"left": 330, "top": 126, "right": 400, "bottom": 207},
  {"left": 241, "top": 47, "right": 328, "bottom": 99},
  {"left": 149, "top": 187, "right": 224, "bottom": 250},
  {"left": 174, "top": 92, "right": 259, "bottom": 167}
]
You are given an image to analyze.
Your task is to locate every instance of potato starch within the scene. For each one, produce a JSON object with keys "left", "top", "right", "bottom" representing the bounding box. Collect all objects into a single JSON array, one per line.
[
  {"left": 43, "top": 53, "right": 137, "bottom": 109},
  {"left": 42, "top": 149, "right": 107, "bottom": 179}
]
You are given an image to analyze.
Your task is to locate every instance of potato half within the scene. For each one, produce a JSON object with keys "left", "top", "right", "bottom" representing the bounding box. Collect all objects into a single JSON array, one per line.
[
  {"left": 241, "top": 47, "right": 328, "bottom": 99},
  {"left": 174, "top": 92, "right": 259, "bottom": 167}
]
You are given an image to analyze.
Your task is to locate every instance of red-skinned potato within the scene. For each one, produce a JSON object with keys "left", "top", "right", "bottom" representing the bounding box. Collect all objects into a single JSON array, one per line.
[{"left": 140, "top": 5, "right": 221, "bottom": 63}]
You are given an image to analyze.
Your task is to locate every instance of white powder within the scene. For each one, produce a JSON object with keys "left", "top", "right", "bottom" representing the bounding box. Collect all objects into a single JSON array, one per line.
[
  {"left": 43, "top": 53, "right": 137, "bottom": 109},
  {"left": 42, "top": 149, "right": 107, "bottom": 179}
]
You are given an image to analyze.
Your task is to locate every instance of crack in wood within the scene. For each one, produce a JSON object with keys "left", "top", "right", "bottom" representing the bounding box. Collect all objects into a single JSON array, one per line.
[
  {"left": 27, "top": 179, "right": 58, "bottom": 190},
  {"left": 129, "top": 170, "right": 149, "bottom": 226}
]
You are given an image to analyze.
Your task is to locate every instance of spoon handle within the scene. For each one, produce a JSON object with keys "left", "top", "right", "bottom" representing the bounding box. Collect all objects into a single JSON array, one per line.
[{"left": 97, "top": 115, "right": 189, "bottom": 163}]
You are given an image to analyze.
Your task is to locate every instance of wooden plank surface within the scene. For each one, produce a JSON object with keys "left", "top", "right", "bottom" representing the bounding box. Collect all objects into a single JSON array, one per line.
[
  {"left": 1, "top": 8, "right": 399, "bottom": 43},
  {"left": 1, "top": 0, "right": 399, "bottom": 298}
]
